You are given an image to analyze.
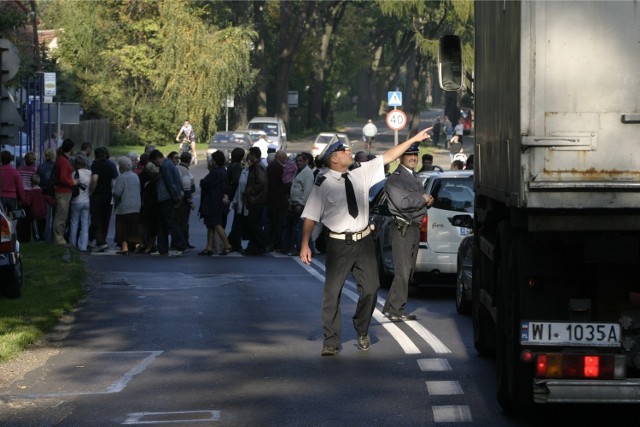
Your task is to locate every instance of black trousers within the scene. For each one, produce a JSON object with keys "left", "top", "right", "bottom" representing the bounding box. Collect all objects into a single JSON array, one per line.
[
  {"left": 322, "top": 234, "right": 379, "bottom": 348},
  {"left": 89, "top": 193, "right": 112, "bottom": 246},
  {"left": 383, "top": 225, "right": 420, "bottom": 316},
  {"left": 246, "top": 203, "right": 267, "bottom": 254}
]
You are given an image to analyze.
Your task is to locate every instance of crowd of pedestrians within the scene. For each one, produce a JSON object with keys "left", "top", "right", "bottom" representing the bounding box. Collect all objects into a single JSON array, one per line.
[{"left": 0, "top": 138, "right": 201, "bottom": 257}]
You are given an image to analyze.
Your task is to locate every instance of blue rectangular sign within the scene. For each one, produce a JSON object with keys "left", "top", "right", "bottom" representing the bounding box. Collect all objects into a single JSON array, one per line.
[{"left": 387, "top": 91, "right": 402, "bottom": 107}]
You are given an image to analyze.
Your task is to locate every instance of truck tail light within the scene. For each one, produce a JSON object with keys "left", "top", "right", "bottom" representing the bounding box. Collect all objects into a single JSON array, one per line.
[
  {"left": 420, "top": 215, "right": 428, "bottom": 242},
  {"left": 533, "top": 352, "right": 623, "bottom": 379}
]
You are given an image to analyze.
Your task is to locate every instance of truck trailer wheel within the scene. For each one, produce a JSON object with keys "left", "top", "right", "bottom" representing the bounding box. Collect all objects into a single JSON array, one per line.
[{"left": 496, "top": 234, "right": 533, "bottom": 414}]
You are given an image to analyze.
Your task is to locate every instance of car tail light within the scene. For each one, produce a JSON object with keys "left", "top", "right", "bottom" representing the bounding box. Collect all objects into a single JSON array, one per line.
[
  {"left": 420, "top": 215, "right": 428, "bottom": 241},
  {"left": 533, "top": 352, "right": 623, "bottom": 379},
  {"left": 0, "top": 214, "right": 13, "bottom": 252}
]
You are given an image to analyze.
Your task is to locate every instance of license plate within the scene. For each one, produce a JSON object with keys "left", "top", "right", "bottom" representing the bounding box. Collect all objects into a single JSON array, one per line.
[{"left": 520, "top": 321, "right": 621, "bottom": 347}]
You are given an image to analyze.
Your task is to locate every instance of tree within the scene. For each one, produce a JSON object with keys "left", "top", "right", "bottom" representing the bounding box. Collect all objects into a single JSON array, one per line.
[{"left": 49, "top": 0, "right": 256, "bottom": 145}]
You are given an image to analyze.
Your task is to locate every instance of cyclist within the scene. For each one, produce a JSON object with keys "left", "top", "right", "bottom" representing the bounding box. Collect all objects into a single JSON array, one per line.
[{"left": 176, "top": 120, "right": 197, "bottom": 165}]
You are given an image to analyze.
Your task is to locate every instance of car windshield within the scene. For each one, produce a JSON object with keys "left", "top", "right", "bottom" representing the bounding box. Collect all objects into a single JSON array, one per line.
[
  {"left": 429, "top": 177, "right": 474, "bottom": 213},
  {"left": 211, "top": 133, "right": 249, "bottom": 145},
  {"left": 248, "top": 122, "right": 278, "bottom": 136}
]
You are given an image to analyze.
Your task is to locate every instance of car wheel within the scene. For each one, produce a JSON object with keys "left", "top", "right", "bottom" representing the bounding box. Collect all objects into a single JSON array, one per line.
[
  {"left": 455, "top": 260, "right": 471, "bottom": 315},
  {"left": 3, "top": 257, "right": 23, "bottom": 299}
]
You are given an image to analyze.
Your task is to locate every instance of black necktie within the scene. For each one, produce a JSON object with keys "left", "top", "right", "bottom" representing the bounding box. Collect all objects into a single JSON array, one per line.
[{"left": 342, "top": 173, "right": 358, "bottom": 218}]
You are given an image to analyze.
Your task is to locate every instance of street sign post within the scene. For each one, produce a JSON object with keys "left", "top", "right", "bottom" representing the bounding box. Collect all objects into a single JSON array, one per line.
[{"left": 386, "top": 108, "right": 407, "bottom": 146}]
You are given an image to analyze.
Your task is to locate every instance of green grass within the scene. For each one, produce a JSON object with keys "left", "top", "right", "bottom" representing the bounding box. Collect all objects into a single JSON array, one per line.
[{"left": 0, "top": 243, "right": 86, "bottom": 362}]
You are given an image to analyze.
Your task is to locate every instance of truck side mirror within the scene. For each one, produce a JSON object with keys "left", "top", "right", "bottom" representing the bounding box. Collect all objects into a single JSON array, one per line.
[{"left": 438, "top": 35, "right": 463, "bottom": 91}]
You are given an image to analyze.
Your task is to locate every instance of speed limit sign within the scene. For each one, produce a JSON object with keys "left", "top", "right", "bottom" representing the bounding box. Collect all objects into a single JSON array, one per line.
[{"left": 386, "top": 109, "right": 407, "bottom": 130}]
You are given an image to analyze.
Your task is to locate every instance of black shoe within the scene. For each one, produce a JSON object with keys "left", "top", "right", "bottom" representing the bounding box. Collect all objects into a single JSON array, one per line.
[
  {"left": 357, "top": 334, "right": 371, "bottom": 351},
  {"left": 387, "top": 313, "right": 417, "bottom": 322},
  {"left": 321, "top": 346, "right": 339, "bottom": 356}
]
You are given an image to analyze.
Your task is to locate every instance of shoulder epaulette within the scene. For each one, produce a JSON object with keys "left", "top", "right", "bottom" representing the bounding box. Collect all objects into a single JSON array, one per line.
[{"left": 315, "top": 175, "right": 326, "bottom": 186}]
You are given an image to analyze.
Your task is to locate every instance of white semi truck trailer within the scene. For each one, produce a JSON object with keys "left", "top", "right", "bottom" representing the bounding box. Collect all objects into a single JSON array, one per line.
[{"left": 441, "top": 0, "right": 640, "bottom": 412}]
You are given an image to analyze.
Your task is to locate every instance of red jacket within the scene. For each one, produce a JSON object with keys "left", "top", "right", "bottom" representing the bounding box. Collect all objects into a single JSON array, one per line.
[
  {"left": 0, "top": 163, "right": 25, "bottom": 201},
  {"left": 53, "top": 154, "right": 75, "bottom": 193},
  {"left": 22, "top": 187, "right": 56, "bottom": 219}
]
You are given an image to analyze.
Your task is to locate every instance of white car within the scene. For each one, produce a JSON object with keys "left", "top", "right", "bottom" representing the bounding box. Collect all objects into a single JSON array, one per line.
[
  {"left": 311, "top": 132, "right": 351, "bottom": 157},
  {"left": 416, "top": 170, "right": 474, "bottom": 274},
  {"left": 371, "top": 170, "right": 474, "bottom": 286},
  {"left": 247, "top": 117, "right": 287, "bottom": 152}
]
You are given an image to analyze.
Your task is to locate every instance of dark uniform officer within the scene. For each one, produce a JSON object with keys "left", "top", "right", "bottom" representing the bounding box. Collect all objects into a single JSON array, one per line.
[
  {"left": 300, "top": 129, "right": 433, "bottom": 356},
  {"left": 383, "top": 142, "right": 433, "bottom": 321}
]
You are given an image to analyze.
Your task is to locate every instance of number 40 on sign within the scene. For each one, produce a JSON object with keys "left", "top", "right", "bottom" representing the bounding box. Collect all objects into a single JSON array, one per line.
[{"left": 386, "top": 109, "right": 407, "bottom": 131}]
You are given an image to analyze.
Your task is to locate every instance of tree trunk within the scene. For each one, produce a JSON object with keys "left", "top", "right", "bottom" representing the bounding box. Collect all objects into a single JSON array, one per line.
[
  {"left": 253, "top": 1, "right": 268, "bottom": 117},
  {"left": 309, "top": 1, "right": 347, "bottom": 130},
  {"left": 275, "top": 2, "right": 316, "bottom": 126}
]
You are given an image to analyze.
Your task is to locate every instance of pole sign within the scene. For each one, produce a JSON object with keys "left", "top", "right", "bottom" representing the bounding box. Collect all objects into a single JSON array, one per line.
[
  {"left": 386, "top": 109, "right": 407, "bottom": 131},
  {"left": 387, "top": 91, "right": 402, "bottom": 107},
  {"left": 43, "top": 72, "right": 56, "bottom": 96}
]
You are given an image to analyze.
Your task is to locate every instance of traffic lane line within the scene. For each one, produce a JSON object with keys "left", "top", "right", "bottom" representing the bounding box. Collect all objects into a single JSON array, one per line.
[{"left": 296, "top": 258, "right": 450, "bottom": 355}]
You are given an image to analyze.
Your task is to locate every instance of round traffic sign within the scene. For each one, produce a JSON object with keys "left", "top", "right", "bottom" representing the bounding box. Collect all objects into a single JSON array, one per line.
[{"left": 386, "top": 109, "right": 407, "bottom": 131}]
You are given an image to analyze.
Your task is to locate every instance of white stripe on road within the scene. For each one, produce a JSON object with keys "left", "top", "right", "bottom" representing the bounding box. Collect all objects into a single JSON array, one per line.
[
  {"left": 417, "top": 358, "right": 452, "bottom": 372},
  {"left": 426, "top": 380, "right": 464, "bottom": 395},
  {"left": 296, "top": 258, "right": 450, "bottom": 355},
  {"left": 432, "top": 405, "right": 472, "bottom": 423}
]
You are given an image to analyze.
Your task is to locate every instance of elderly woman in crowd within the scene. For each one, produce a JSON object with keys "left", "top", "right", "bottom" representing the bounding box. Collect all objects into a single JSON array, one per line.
[
  {"left": 112, "top": 156, "right": 141, "bottom": 255},
  {"left": 198, "top": 150, "right": 231, "bottom": 256}
]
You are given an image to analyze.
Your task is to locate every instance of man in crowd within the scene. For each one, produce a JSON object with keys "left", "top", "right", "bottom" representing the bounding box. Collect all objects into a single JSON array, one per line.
[
  {"left": 89, "top": 147, "right": 116, "bottom": 251},
  {"left": 149, "top": 149, "right": 188, "bottom": 256}
]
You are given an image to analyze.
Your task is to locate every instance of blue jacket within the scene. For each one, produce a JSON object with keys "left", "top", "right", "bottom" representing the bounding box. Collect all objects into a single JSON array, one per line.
[{"left": 157, "top": 159, "right": 182, "bottom": 203}]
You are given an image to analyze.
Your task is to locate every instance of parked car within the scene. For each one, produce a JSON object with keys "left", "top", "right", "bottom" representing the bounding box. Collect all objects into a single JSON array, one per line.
[
  {"left": 370, "top": 170, "right": 474, "bottom": 287},
  {"left": 0, "top": 206, "right": 24, "bottom": 298},
  {"left": 454, "top": 215, "right": 474, "bottom": 314},
  {"left": 206, "top": 131, "right": 254, "bottom": 163},
  {"left": 460, "top": 107, "right": 473, "bottom": 135},
  {"left": 311, "top": 132, "right": 351, "bottom": 158},
  {"left": 247, "top": 117, "right": 287, "bottom": 152}
]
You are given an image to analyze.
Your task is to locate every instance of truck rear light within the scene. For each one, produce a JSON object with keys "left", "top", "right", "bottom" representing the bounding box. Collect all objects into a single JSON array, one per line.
[
  {"left": 420, "top": 215, "right": 427, "bottom": 241},
  {"left": 534, "top": 353, "right": 623, "bottom": 379},
  {"left": 584, "top": 356, "right": 599, "bottom": 378}
]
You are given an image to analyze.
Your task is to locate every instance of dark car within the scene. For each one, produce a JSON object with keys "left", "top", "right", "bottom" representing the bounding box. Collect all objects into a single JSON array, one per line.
[
  {"left": 206, "top": 131, "right": 254, "bottom": 163},
  {"left": 451, "top": 214, "right": 474, "bottom": 314},
  {"left": 0, "top": 206, "right": 24, "bottom": 298}
]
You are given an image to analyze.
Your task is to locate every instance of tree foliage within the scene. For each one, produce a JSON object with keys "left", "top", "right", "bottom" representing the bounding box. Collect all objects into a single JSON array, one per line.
[
  {"left": 36, "top": 0, "right": 474, "bottom": 142},
  {"left": 49, "top": 0, "right": 256, "bottom": 145}
]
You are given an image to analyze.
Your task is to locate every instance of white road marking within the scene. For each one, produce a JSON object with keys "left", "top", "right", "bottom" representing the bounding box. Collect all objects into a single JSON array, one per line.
[
  {"left": 297, "top": 258, "right": 450, "bottom": 355},
  {"left": 426, "top": 380, "right": 463, "bottom": 395},
  {"left": 9, "top": 351, "right": 163, "bottom": 398},
  {"left": 106, "top": 351, "right": 163, "bottom": 393},
  {"left": 122, "top": 410, "right": 221, "bottom": 424},
  {"left": 432, "top": 405, "right": 472, "bottom": 423},
  {"left": 405, "top": 321, "right": 451, "bottom": 354},
  {"left": 417, "top": 358, "right": 452, "bottom": 372}
]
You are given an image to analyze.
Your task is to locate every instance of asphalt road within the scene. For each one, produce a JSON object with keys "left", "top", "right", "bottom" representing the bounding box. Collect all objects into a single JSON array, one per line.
[{"left": 1, "top": 117, "right": 637, "bottom": 425}]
